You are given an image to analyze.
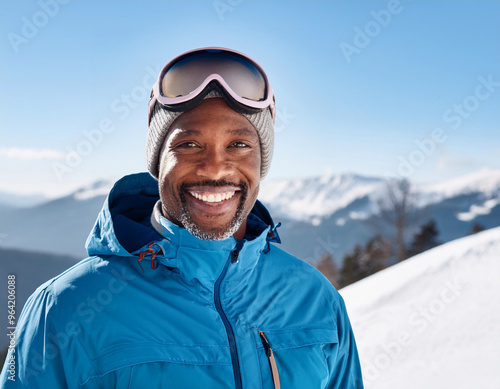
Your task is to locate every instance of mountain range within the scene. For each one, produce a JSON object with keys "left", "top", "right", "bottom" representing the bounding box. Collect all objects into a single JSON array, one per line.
[{"left": 0, "top": 168, "right": 499, "bottom": 264}]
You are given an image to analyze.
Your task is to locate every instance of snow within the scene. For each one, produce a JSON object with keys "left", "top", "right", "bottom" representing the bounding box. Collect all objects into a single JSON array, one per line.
[
  {"left": 259, "top": 168, "right": 500, "bottom": 224},
  {"left": 457, "top": 198, "right": 500, "bottom": 221},
  {"left": 73, "top": 180, "right": 113, "bottom": 201},
  {"left": 418, "top": 167, "right": 500, "bottom": 203},
  {"left": 259, "top": 173, "right": 383, "bottom": 221},
  {"left": 340, "top": 227, "right": 500, "bottom": 388}
]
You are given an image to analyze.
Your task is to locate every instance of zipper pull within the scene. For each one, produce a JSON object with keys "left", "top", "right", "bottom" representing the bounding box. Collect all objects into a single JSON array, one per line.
[
  {"left": 230, "top": 249, "right": 239, "bottom": 264},
  {"left": 230, "top": 240, "right": 244, "bottom": 264},
  {"left": 259, "top": 331, "right": 280, "bottom": 389}
]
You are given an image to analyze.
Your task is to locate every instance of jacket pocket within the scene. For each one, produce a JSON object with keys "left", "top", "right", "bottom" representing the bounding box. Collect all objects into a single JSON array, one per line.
[
  {"left": 255, "top": 328, "right": 339, "bottom": 389},
  {"left": 83, "top": 341, "right": 233, "bottom": 389}
]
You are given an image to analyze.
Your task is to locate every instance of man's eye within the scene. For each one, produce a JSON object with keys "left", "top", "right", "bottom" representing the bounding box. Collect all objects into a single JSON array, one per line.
[
  {"left": 176, "top": 142, "right": 198, "bottom": 148},
  {"left": 231, "top": 142, "right": 249, "bottom": 148}
]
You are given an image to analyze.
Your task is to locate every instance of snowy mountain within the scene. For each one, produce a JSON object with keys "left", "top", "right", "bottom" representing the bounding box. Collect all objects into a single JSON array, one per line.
[
  {"left": 261, "top": 167, "right": 500, "bottom": 224},
  {"left": 259, "top": 168, "right": 500, "bottom": 262},
  {"left": 0, "top": 169, "right": 499, "bottom": 262},
  {"left": 259, "top": 173, "right": 384, "bottom": 225},
  {"left": 418, "top": 167, "right": 500, "bottom": 202},
  {"left": 340, "top": 226, "right": 500, "bottom": 389}
]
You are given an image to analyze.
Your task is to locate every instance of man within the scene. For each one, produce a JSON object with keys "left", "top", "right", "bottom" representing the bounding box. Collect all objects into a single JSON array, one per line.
[{"left": 1, "top": 47, "right": 363, "bottom": 388}]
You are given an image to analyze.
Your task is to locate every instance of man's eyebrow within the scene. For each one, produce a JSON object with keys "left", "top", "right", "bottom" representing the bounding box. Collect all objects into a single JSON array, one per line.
[
  {"left": 172, "top": 129, "right": 202, "bottom": 138},
  {"left": 173, "top": 128, "right": 258, "bottom": 138},
  {"left": 227, "top": 128, "right": 259, "bottom": 138}
]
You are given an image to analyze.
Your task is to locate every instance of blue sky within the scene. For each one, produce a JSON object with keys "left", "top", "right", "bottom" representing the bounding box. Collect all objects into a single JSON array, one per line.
[{"left": 1, "top": 0, "right": 499, "bottom": 198}]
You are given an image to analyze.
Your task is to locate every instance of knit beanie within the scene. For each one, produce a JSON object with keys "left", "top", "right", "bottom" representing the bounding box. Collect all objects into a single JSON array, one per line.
[{"left": 147, "top": 90, "right": 274, "bottom": 180}]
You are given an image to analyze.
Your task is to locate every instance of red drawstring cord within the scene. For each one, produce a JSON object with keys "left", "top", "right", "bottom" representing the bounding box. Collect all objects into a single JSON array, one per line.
[{"left": 138, "top": 242, "right": 163, "bottom": 272}]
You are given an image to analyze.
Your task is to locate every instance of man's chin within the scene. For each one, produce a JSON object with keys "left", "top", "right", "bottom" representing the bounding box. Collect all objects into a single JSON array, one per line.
[
  {"left": 179, "top": 213, "right": 243, "bottom": 241},
  {"left": 184, "top": 223, "right": 239, "bottom": 241}
]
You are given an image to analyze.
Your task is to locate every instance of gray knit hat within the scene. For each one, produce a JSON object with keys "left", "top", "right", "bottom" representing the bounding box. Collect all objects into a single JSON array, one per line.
[{"left": 146, "top": 90, "right": 274, "bottom": 180}]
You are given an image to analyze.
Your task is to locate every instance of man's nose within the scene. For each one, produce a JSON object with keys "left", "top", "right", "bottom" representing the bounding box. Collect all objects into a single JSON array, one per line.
[{"left": 195, "top": 148, "right": 234, "bottom": 180}]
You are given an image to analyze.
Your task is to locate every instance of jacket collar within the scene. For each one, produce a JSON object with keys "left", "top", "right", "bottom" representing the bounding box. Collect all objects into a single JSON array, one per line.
[{"left": 145, "top": 200, "right": 276, "bottom": 295}]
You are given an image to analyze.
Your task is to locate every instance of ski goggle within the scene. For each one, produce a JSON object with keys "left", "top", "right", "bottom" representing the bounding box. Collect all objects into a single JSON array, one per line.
[{"left": 148, "top": 47, "right": 276, "bottom": 124}]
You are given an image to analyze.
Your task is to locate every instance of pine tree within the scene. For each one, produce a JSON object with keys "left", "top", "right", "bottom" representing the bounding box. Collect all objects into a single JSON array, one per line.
[
  {"left": 339, "top": 244, "right": 364, "bottom": 288},
  {"left": 315, "top": 252, "right": 340, "bottom": 289},
  {"left": 361, "top": 235, "right": 391, "bottom": 275},
  {"left": 339, "top": 236, "right": 390, "bottom": 288},
  {"left": 470, "top": 222, "right": 485, "bottom": 234},
  {"left": 407, "top": 219, "right": 440, "bottom": 258}
]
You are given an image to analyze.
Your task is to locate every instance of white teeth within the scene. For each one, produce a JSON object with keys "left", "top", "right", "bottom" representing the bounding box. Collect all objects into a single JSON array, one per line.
[{"left": 189, "top": 191, "right": 236, "bottom": 203}]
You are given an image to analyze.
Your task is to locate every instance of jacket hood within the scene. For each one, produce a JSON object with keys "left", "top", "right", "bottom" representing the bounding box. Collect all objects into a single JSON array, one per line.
[{"left": 85, "top": 172, "right": 280, "bottom": 258}]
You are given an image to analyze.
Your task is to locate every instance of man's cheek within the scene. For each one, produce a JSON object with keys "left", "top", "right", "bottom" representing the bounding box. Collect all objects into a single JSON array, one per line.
[{"left": 159, "top": 152, "right": 178, "bottom": 177}]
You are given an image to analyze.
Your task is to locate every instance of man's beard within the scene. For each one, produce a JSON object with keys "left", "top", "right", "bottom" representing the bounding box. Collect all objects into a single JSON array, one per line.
[{"left": 177, "top": 180, "right": 248, "bottom": 241}]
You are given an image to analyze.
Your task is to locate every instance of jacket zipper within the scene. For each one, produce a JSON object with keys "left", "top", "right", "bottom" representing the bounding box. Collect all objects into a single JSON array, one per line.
[
  {"left": 214, "top": 243, "right": 244, "bottom": 389},
  {"left": 259, "top": 331, "right": 280, "bottom": 389}
]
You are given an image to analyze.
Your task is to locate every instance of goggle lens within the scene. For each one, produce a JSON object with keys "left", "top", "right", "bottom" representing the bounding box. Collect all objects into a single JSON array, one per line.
[{"left": 160, "top": 51, "right": 267, "bottom": 102}]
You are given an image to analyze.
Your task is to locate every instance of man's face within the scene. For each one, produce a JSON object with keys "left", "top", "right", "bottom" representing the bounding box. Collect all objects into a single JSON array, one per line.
[{"left": 158, "top": 98, "right": 261, "bottom": 240}]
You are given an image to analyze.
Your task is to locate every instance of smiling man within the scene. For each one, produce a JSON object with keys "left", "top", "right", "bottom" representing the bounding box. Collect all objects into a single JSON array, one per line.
[
  {"left": 156, "top": 97, "right": 261, "bottom": 241},
  {"left": 1, "top": 47, "right": 363, "bottom": 388}
]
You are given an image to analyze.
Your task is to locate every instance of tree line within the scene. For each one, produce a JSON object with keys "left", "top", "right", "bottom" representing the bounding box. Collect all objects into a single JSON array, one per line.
[{"left": 315, "top": 179, "right": 486, "bottom": 289}]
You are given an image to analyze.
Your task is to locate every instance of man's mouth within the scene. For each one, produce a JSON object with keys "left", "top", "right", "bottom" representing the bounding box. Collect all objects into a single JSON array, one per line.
[
  {"left": 182, "top": 184, "right": 243, "bottom": 213},
  {"left": 188, "top": 190, "right": 236, "bottom": 203}
]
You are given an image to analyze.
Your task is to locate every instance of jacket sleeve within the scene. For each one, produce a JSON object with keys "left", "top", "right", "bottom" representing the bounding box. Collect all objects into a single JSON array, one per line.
[
  {"left": 0, "top": 286, "right": 95, "bottom": 389},
  {"left": 326, "top": 294, "right": 364, "bottom": 389}
]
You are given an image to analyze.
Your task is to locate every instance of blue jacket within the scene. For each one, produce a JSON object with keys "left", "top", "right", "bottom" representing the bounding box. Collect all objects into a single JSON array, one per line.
[{"left": 1, "top": 173, "right": 363, "bottom": 388}]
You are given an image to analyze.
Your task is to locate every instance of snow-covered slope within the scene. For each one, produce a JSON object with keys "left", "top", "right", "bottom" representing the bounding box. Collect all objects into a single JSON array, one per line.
[{"left": 340, "top": 227, "right": 500, "bottom": 389}]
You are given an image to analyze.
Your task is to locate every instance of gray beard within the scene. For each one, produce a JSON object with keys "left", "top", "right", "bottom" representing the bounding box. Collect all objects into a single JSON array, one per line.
[
  {"left": 178, "top": 205, "right": 245, "bottom": 241},
  {"left": 177, "top": 186, "right": 247, "bottom": 241}
]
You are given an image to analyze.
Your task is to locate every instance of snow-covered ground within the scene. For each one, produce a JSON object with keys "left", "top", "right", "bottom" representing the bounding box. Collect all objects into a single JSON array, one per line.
[{"left": 340, "top": 227, "right": 500, "bottom": 388}]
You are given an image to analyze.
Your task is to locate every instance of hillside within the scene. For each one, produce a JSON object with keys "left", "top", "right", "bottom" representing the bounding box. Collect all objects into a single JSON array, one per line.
[{"left": 340, "top": 227, "right": 500, "bottom": 388}]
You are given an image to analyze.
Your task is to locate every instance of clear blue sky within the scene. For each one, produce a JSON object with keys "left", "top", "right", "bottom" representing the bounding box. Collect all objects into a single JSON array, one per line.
[{"left": 1, "top": 0, "right": 499, "bottom": 197}]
